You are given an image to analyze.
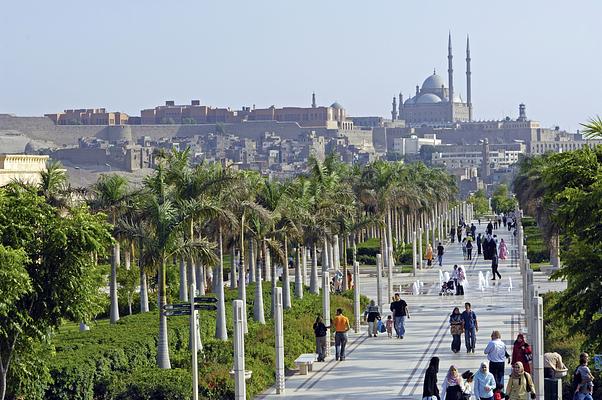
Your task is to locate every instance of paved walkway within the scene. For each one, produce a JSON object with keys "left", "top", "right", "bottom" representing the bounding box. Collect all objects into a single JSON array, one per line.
[{"left": 258, "top": 222, "right": 532, "bottom": 399}]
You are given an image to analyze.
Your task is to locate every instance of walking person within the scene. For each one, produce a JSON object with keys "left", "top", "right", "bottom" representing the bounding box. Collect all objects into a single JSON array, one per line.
[
  {"left": 511, "top": 334, "right": 532, "bottom": 374},
  {"left": 474, "top": 362, "right": 496, "bottom": 400},
  {"left": 484, "top": 330, "right": 510, "bottom": 388},
  {"left": 574, "top": 352, "right": 595, "bottom": 400},
  {"left": 437, "top": 242, "right": 445, "bottom": 267},
  {"left": 385, "top": 315, "right": 394, "bottom": 338},
  {"left": 461, "top": 302, "right": 478, "bottom": 353},
  {"left": 390, "top": 293, "right": 409, "bottom": 339},
  {"left": 449, "top": 307, "right": 463, "bottom": 353},
  {"left": 333, "top": 308, "right": 350, "bottom": 361},
  {"left": 506, "top": 362, "right": 536, "bottom": 400},
  {"left": 486, "top": 221, "right": 493, "bottom": 235},
  {"left": 477, "top": 233, "right": 482, "bottom": 255},
  {"left": 363, "top": 300, "right": 381, "bottom": 337},
  {"left": 456, "top": 266, "right": 466, "bottom": 296},
  {"left": 470, "top": 223, "right": 477, "bottom": 239},
  {"left": 466, "top": 239, "right": 473, "bottom": 260},
  {"left": 451, "top": 226, "right": 456, "bottom": 243},
  {"left": 442, "top": 365, "right": 464, "bottom": 400},
  {"left": 491, "top": 254, "right": 502, "bottom": 280},
  {"left": 422, "top": 357, "right": 441, "bottom": 400},
  {"left": 462, "top": 238, "right": 468, "bottom": 260},
  {"left": 498, "top": 239, "right": 508, "bottom": 261},
  {"left": 313, "top": 315, "right": 328, "bottom": 362},
  {"left": 452, "top": 265, "right": 460, "bottom": 294},
  {"left": 426, "top": 243, "right": 434, "bottom": 267},
  {"left": 457, "top": 225, "right": 463, "bottom": 243}
]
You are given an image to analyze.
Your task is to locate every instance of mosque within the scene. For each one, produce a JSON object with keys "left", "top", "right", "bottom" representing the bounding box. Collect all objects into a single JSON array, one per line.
[{"left": 392, "top": 34, "right": 473, "bottom": 126}]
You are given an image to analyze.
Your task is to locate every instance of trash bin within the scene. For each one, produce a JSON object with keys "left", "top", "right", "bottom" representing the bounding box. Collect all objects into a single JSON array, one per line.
[{"left": 544, "top": 378, "right": 562, "bottom": 400}]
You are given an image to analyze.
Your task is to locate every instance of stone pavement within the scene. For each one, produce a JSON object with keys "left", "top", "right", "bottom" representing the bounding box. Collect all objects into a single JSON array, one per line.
[{"left": 257, "top": 222, "right": 544, "bottom": 399}]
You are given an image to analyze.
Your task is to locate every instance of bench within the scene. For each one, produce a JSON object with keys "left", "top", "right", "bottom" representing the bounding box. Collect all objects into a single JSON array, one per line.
[{"left": 294, "top": 353, "right": 317, "bottom": 375}]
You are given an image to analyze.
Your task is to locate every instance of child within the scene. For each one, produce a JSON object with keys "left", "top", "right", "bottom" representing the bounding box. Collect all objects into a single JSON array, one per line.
[
  {"left": 493, "top": 384, "right": 504, "bottom": 400},
  {"left": 385, "top": 315, "right": 394, "bottom": 338}
]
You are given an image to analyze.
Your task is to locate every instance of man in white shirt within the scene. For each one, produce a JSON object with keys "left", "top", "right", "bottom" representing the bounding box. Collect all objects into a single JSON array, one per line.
[{"left": 484, "top": 330, "right": 509, "bottom": 387}]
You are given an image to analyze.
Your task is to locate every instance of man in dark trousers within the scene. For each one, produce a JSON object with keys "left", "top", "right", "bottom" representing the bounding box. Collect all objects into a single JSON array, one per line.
[
  {"left": 476, "top": 233, "right": 482, "bottom": 255},
  {"left": 486, "top": 220, "right": 493, "bottom": 235},
  {"left": 389, "top": 293, "right": 410, "bottom": 339},
  {"left": 461, "top": 302, "right": 478, "bottom": 353},
  {"left": 437, "top": 242, "right": 445, "bottom": 266}
]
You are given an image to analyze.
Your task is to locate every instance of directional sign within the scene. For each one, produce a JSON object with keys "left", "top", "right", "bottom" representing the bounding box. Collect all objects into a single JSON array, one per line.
[
  {"left": 195, "top": 304, "right": 217, "bottom": 311},
  {"left": 194, "top": 297, "right": 218, "bottom": 303},
  {"left": 163, "top": 304, "right": 191, "bottom": 311},
  {"left": 163, "top": 303, "right": 217, "bottom": 312},
  {"left": 163, "top": 310, "right": 190, "bottom": 317}
]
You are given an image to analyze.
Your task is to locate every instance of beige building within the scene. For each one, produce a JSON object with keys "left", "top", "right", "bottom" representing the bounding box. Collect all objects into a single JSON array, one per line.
[
  {"left": 0, "top": 154, "right": 48, "bottom": 187},
  {"left": 45, "top": 108, "right": 130, "bottom": 125}
]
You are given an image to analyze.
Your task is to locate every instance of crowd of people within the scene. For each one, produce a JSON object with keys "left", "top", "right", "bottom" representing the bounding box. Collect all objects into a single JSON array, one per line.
[{"left": 309, "top": 212, "right": 595, "bottom": 400}]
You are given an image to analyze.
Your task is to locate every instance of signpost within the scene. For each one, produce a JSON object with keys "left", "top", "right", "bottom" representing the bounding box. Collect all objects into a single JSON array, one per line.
[{"left": 162, "top": 292, "right": 219, "bottom": 400}]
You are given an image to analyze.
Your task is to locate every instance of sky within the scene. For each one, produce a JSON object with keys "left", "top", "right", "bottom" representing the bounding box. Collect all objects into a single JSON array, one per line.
[{"left": 1, "top": 0, "right": 601, "bottom": 132}]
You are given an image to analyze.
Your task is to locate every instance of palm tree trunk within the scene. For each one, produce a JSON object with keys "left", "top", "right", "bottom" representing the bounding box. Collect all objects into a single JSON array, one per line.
[
  {"left": 179, "top": 256, "right": 188, "bottom": 301},
  {"left": 216, "top": 226, "right": 228, "bottom": 340},
  {"left": 124, "top": 244, "right": 131, "bottom": 271},
  {"left": 140, "top": 268, "right": 149, "bottom": 313},
  {"left": 282, "top": 235, "right": 291, "bottom": 309},
  {"left": 253, "top": 252, "right": 265, "bottom": 324},
  {"left": 157, "top": 258, "right": 171, "bottom": 369},
  {"left": 248, "top": 238, "right": 255, "bottom": 283},
  {"left": 310, "top": 243, "right": 319, "bottom": 294},
  {"left": 294, "top": 246, "right": 303, "bottom": 298},
  {"left": 110, "top": 241, "right": 120, "bottom": 324},
  {"left": 301, "top": 245, "right": 308, "bottom": 286},
  {"left": 230, "top": 246, "right": 237, "bottom": 289}
]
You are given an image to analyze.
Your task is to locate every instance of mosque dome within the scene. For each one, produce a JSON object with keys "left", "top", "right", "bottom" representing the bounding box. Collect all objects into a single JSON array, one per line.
[
  {"left": 422, "top": 73, "right": 446, "bottom": 90},
  {"left": 330, "top": 102, "right": 343, "bottom": 110},
  {"left": 416, "top": 93, "right": 443, "bottom": 104},
  {"left": 404, "top": 96, "right": 416, "bottom": 105},
  {"left": 24, "top": 141, "right": 38, "bottom": 154}
]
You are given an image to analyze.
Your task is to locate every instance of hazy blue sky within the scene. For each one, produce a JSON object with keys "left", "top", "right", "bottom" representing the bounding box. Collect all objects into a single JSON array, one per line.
[{"left": 1, "top": 1, "right": 601, "bottom": 131}]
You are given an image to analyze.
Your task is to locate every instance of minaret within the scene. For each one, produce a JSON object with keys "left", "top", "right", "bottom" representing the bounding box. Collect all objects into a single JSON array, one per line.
[
  {"left": 448, "top": 32, "right": 455, "bottom": 121},
  {"left": 311, "top": 92, "right": 316, "bottom": 108},
  {"left": 466, "top": 35, "right": 473, "bottom": 121},
  {"left": 398, "top": 92, "right": 403, "bottom": 118},
  {"left": 391, "top": 96, "right": 398, "bottom": 120}
]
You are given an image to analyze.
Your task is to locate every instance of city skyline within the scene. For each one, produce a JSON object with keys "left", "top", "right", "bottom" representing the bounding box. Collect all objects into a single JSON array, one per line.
[{"left": 1, "top": 1, "right": 601, "bottom": 131}]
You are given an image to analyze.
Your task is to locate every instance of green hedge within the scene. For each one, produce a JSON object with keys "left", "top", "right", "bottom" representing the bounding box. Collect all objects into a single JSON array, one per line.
[
  {"left": 37, "top": 284, "right": 364, "bottom": 400},
  {"left": 347, "top": 238, "right": 412, "bottom": 266}
]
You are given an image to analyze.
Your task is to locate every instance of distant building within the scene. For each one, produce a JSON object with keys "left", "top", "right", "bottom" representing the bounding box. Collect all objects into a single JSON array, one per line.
[
  {"left": 0, "top": 154, "right": 48, "bottom": 186},
  {"left": 45, "top": 108, "right": 130, "bottom": 125},
  {"left": 140, "top": 96, "right": 353, "bottom": 129}
]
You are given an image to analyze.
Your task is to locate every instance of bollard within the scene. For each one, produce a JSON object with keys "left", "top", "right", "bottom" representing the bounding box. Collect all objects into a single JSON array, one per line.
[
  {"left": 508, "top": 277, "right": 513, "bottom": 292},
  {"left": 532, "top": 295, "right": 544, "bottom": 400},
  {"left": 233, "top": 300, "right": 246, "bottom": 400},
  {"left": 353, "top": 262, "right": 360, "bottom": 333},
  {"left": 274, "top": 288, "right": 285, "bottom": 394},
  {"left": 376, "top": 254, "right": 383, "bottom": 313},
  {"left": 190, "top": 283, "right": 199, "bottom": 400},
  {"left": 322, "top": 271, "right": 331, "bottom": 357}
]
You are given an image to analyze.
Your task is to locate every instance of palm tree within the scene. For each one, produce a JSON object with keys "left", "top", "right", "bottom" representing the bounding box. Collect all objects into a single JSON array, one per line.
[
  {"left": 581, "top": 116, "right": 602, "bottom": 139},
  {"left": 134, "top": 164, "right": 217, "bottom": 368},
  {"left": 90, "top": 174, "right": 130, "bottom": 324}
]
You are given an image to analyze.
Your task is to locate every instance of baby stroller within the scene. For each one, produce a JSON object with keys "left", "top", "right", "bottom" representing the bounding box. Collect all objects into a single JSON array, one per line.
[{"left": 439, "top": 280, "right": 455, "bottom": 296}]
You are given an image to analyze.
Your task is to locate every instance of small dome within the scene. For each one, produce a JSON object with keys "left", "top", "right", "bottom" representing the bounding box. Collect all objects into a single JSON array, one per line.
[
  {"left": 330, "top": 102, "right": 343, "bottom": 110},
  {"left": 404, "top": 96, "right": 416, "bottom": 105},
  {"left": 24, "top": 141, "right": 38, "bottom": 154},
  {"left": 416, "top": 93, "right": 443, "bottom": 104},
  {"left": 422, "top": 74, "right": 446, "bottom": 90}
]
